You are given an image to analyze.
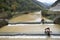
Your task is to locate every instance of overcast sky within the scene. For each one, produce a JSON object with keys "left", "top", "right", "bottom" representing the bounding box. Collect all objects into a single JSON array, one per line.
[{"left": 37, "top": 0, "right": 57, "bottom": 3}]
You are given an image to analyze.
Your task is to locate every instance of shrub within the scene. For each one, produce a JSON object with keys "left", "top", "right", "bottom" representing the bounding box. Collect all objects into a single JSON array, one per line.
[{"left": 0, "top": 19, "right": 8, "bottom": 28}]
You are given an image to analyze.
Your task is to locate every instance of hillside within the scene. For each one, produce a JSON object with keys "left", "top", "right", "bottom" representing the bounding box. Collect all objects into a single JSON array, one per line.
[
  {"left": 0, "top": 0, "right": 44, "bottom": 27},
  {"left": 0, "top": 0, "right": 43, "bottom": 12},
  {"left": 32, "top": 0, "right": 51, "bottom": 9},
  {"left": 51, "top": 0, "right": 60, "bottom": 7},
  {"left": 0, "top": 0, "right": 46, "bottom": 19}
]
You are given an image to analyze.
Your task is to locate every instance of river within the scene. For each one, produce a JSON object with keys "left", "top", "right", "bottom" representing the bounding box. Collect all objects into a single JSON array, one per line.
[
  {"left": 0, "top": 11, "right": 60, "bottom": 34},
  {"left": 0, "top": 11, "right": 60, "bottom": 40}
]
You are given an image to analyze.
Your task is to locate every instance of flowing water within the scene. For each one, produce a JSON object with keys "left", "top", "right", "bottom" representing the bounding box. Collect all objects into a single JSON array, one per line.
[
  {"left": 0, "top": 11, "right": 60, "bottom": 34},
  {"left": 0, "top": 11, "right": 60, "bottom": 40}
]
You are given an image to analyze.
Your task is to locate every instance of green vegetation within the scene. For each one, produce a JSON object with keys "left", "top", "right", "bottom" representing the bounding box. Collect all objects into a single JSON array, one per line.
[
  {"left": 0, "top": 20, "right": 8, "bottom": 28},
  {"left": 42, "top": 0, "right": 60, "bottom": 24},
  {"left": 0, "top": 0, "right": 41, "bottom": 12},
  {"left": 47, "top": 11, "right": 60, "bottom": 20},
  {"left": 42, "top": 10, "right": 60, "bottom": 24},
  {"left": 42, "top": 10, "right": 51, "bottom": 17},
  {"left": 0, "top": 0, "right": 43, "bottom": 27},
  {"left": 54, "top": 17, "right": 60, "bottom": 24},
  {"left": 0, "top": 0, "right": 42, "bottom": 18},
  {"left": 42, "top": 10, "right": 57, "bottom": 20}
]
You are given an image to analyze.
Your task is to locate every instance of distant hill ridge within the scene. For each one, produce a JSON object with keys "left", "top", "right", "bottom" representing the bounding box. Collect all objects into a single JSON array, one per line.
[
  {"left": 0, "top": 0, "right": 45, "bottom": 12},
  {"left": 51, "top": 0, "right": 60, "bottom": 7},
  {"left": 32, "top": 0, "right": 51, "bottom": 9}
]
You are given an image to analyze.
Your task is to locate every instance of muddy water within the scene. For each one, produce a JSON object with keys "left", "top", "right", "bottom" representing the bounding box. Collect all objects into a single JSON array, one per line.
[
  {"left": 0, "top": 24, "right": 60, "bottom": 34},
  {"left": 0, "top": 11, "right": 60, "bottom": 34},
  {"left": 0, "top": 11, "right": 60, "bottom": 40},
  {"left": 9, "top": 12, "right": 41, "bottom": 22}
]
